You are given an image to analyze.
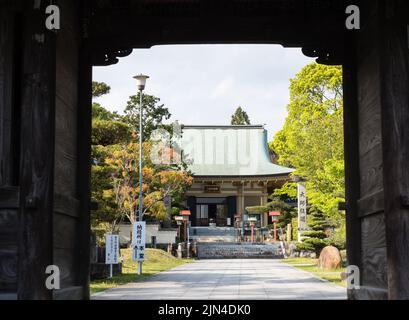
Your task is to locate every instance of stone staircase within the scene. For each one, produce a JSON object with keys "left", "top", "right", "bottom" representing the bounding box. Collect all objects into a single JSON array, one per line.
[
  {"left": 196, "top": 242, "right": 284, "bottom": 259},
  {"left": 189, "top": 227, "right": 237, "bottom": 243}
]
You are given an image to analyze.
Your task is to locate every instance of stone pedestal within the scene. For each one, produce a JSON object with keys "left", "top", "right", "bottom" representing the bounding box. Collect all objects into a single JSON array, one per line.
[{"left": 177, "top": 243, "right": 183, "bottom": 259}]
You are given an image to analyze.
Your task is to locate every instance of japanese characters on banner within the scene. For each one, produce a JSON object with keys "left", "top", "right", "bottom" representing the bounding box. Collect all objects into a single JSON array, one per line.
[
  {"left": 132, "top": 221, "right": 146, "bottom": 262},
  {"left": 105, "top": 234, "right": 119, "bottom": 264},
  {"left": 297, "top": 183, "right": 308, "bottom": 238}
]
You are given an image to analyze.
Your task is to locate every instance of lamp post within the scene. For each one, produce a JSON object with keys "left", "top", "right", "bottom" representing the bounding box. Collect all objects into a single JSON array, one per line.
[
  {"left": 133, "top": 74, "right": 149, "bottom": 275},
  {"left": 269, "top": 211, "right": 281, "bottom": 242}
]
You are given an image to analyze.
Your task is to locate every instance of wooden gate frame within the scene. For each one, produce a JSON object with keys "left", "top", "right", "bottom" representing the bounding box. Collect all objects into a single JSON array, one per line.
[{"left": 0, "top": 0, "right": 409, "bottom": 300}]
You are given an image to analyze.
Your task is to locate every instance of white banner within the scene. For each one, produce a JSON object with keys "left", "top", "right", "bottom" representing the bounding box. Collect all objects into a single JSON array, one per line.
[
  {"left": 132, "top": 221, "right": 146, "bottom": 262},
  {"left": 297, "top": 183, "right": 308, "bottom": 233},
  {"left": 105, "top": 234, "right": 119, "bottom": 264}
]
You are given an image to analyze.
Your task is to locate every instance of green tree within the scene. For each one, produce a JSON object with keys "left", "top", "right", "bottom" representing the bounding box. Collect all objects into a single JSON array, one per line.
[
  {"left": 231, "top": 106, "right": 251, "bottom": 125},
  {"left": 271, "top": 63, "right": 345, "bottom": 231},
  {"left": 92, "top": 119, "right": 131, "bottom": 146},
  {"left": 90, "top": 85, "right": 192, "bottom": 235},
  {"left": 265, "top": 197, "right": 296, "bottom": 229},
  {"left": 90, "top": 84, "right": 130, "bottom": 232},
  {"left": 92, "top": 103, "right": 121, "bottom": 121},
  {"left": 92, "top": 81, "right": 111, "bottom": 98},
  {"left": 297, "top": 208, "right": 331, "bottom": 255},
  {"left": 122, "top": 92, "right": 171, "bottom": 139}
]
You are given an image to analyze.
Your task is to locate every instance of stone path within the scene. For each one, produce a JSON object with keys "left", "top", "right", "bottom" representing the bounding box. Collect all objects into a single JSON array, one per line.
[{"left": 92, "top": 259, "right": 347, "bottom": 300}]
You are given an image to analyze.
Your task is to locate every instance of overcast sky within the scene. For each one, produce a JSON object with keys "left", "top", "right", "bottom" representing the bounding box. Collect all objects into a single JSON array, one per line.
[{"left": 92, "top": 45, "right": 314, "bottom": 140}]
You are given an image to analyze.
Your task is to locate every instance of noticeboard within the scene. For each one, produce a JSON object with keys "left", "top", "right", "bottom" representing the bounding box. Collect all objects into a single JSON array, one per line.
[{"left": 105, "top": 234, "right": 119, "bottom": 264}]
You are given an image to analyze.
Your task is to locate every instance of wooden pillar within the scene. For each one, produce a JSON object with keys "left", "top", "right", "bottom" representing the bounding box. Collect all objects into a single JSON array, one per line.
[
  {"left": 379, "top": 0, "right": 409, "bottom": 300},
  {"left": 0, "top": 6, "right": 20, "bottom": 299},
  {"left": 343, "top": 39, "right": 362, "bottom": 300},
  {"left": 350, "top": 0, "right": 388, "bottom": 300},
  {"left": 237, "top": 183, "right": 244, "bottom": 216},
  {"left": 261, "top": 182, "right": 268, "bottom": 227},
  {"left": 18, "top": 2, "right": 56, "bottom": 300},
  {"left": 76, "top": 44, "right": 92, "bottom": 300}
]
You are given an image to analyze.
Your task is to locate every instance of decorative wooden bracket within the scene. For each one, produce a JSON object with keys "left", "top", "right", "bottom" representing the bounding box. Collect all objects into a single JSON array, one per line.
[
  {"left": 302, "top": 46, "right": 343, "bottom": 65},
  {"left": 91, "top": 48, "right": 133, "bottom": 66}
]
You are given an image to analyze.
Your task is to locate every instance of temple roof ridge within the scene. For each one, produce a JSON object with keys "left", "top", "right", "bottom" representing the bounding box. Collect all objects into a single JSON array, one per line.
[{"left": 179, "top": 124, "right": 295, "bottom": 177}]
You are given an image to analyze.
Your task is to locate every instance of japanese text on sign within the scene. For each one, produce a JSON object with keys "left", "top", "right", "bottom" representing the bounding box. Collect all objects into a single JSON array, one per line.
[
  {"left": 297, "top": 183, "right": 308, "bottom": 232},
  {"left": 105, "top": 234, "right": 119, "bottom": 264},
  {"left": 132, "top": 222, "right": 146, "bottom": 262}
]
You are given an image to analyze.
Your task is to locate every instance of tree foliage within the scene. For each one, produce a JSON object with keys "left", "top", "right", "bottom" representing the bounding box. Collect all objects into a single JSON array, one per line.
[
  {"left": 92, "top": 81, "right": 111, "bottom": 98},
  {"left": 122, "top": 92, "right": 171, "bottom": 139},
  {"left": 231, "top": 106, "right": 251, "bottom": 125},
  {"left": 92, "top": 119, "right": 131, "bottom": 147},
  {"left": 245, "top": 197, "right": 296, "bottom": 236},
  {"left": 265, "top": 198, "right": 296, "bottom": 229},
  {"left": 92, "top": 103, "right": 120, "bottom": 121},
  {"left": 271, "top": 63, "right": 345, "bottom": 247},
  {"left": 271, "top": 63, "right": 344, "bottom": 220},
  {"left": 297, "top": 208, "right": 332, "bottom": 255},
  {"left": 104, "top": 142, "right": 193, "bottom": 226},
  {"left": 90, "top": 82, "right": 192, "bottom": 234}
]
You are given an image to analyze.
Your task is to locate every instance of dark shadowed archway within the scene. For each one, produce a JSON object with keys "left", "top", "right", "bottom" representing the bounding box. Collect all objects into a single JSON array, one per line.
[{"left": 0, "top": 0, "right": 408, "bottom": 300}]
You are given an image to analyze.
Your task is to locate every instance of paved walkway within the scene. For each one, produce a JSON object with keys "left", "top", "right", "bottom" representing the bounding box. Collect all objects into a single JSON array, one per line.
[{"left": 93, "top": 259, "right": 346, "bottom": 300}]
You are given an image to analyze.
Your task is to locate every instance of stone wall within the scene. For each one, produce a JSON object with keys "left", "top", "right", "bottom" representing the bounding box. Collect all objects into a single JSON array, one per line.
[
  {"left": 117, "top": 223, "right": 177, "bottom": 246},
  {"left": 197, "top": 243, "right": 284, "bottom": 259}
]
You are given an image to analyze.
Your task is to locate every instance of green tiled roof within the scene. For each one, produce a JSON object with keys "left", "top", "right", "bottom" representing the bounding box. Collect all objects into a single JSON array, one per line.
[{"left": 180, "top": 125, "right": 294, "bottom": 177}]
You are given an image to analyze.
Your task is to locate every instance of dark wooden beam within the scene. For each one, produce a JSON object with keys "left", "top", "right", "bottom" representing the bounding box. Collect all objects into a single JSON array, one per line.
[
  {"left": 88, "top": 0, "right": 348, "bottom": 65},
  {"left": 17, "top": 2, "right": 56, "bottom": 300},
  {"left": 379, "top": 0, "right": 409, "bottom": 300}
]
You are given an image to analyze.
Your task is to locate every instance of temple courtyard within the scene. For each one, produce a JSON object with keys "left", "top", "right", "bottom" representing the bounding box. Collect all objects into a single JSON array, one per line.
[{"left": 92, "top": 259, "right": 347, "bottom": 300}]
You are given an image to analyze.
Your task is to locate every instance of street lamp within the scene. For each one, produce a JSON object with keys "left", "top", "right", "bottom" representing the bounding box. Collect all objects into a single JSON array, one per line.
[
  {"left": 133, "top": 74, "right": 149, "bottom": 222},
  {"left": 133, "top": 74, "right": 149, "bottom": 275}
]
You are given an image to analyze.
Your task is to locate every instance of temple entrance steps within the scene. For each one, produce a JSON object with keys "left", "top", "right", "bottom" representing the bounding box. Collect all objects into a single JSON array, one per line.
[
  {"left": 189, "top": 227, "right": 237, "bottom": 243},
  {"left": 196, "top": 242, "right": 284, "bottom": 259}
]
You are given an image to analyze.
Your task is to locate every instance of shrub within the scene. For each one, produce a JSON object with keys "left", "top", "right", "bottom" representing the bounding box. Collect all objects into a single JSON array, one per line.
[{"left": 297, "top": 207, "right": 332, "bottom": 256}]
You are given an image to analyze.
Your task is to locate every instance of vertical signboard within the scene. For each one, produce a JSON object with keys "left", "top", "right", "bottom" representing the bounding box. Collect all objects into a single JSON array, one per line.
[
  {"left": 105, "top": 234, "right": 119, "bottom": 278},
  {"left": 132, "top": 221, "right": 146, "bottom": 262},
  {"left": 297, "top": 183, "right": 308, "bottom": 242},
  {"left": 105, "top": 234, "right": 119, "bottom": 264}
]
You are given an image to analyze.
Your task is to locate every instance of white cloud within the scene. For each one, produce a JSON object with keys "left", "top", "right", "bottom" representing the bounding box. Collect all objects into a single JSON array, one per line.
[
  {"left": 211, "top": 77, "right": 235, "bottom": 98},
  {"left": 92, "top": 44, "right": 314, "bottom": 140}
]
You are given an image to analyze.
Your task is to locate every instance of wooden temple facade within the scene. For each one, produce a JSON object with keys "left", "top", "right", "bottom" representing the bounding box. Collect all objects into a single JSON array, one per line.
[
  {"left": 1, "top": 0, "right": 409, "bottom": 300},
  {"left": 180, "top": 125, "right": 293, "bottom": 228}
]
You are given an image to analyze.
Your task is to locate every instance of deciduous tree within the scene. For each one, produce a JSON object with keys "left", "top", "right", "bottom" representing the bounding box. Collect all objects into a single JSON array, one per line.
[{"left": 270, "top": 63, "right": 345, "bottom": 244}]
